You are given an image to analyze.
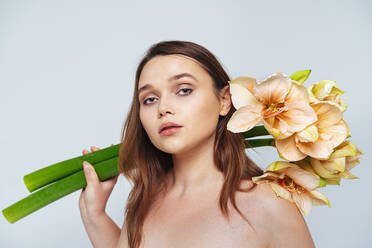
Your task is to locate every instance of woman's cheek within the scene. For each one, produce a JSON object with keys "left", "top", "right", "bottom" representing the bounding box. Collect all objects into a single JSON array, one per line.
[
  {"left": 140, "top": 109, "right": 154, "bottom": 136},
  {"left": 185, "top": 95, "right": 220, "bottom": 134}
]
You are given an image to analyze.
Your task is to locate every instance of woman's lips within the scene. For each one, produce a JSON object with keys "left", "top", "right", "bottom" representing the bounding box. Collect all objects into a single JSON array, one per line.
[{"left": 159, "top": 126, "right": 182, "bottom": 136}]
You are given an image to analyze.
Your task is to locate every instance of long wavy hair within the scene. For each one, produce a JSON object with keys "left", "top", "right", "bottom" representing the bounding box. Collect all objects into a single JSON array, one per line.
[{"left": 118, "top": 40, "right": 264, "bottom": 248}]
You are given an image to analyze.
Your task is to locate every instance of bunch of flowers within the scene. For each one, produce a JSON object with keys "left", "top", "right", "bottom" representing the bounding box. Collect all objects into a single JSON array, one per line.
[
  {"left": 2, "top": 70, "right": 363, "bottom": 224},
  {"left": 226, "top": 69, "right": 363, "bottom": 216}
]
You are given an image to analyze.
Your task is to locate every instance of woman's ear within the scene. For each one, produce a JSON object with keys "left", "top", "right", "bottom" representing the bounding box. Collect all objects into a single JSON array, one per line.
[{"left": 219, "top": 85, "right": 232, "bottom": 116}]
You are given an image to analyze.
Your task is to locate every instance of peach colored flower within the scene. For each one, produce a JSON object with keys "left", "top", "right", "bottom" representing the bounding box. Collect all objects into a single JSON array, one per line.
[
  {"left": 275, "top": 102, "right": 350, "bottom": 161},
  {"left": 227, "top": 71, "right": 317, "bottom": 139},
  {"left": 303, "top": 140, "right": 363, "bottom": 185},
  {"left": 252, "top": 161, "right": 330, "bottom": 216},
  {"left": 308, "top": 80, "right": 347, "bottom": 112}
]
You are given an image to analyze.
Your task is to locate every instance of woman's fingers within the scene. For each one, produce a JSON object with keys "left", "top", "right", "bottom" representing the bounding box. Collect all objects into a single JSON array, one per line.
[
  {"left": 82, "top": 146, "right": 101, "bottom": 185},
  {"left": 83, "top": 161, "right": 100, "bottom": 186},
  {"left": 101, "top": 174, "right": 119, "bottom": 191},
  {"left": 91, "top": 146, "right": 100, "bottom": 152},
  {"left": 83, "top": 145, "right": 113, "bottom": 154}
]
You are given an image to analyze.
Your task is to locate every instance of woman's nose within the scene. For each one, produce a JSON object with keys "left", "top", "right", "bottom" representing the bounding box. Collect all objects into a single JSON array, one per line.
[{"left": 158, "top": 98, "right": 174, "bottom": 117}]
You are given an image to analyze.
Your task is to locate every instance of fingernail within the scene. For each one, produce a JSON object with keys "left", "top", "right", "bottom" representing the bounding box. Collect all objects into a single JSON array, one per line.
[{"left": 83, "top": 161, "right": 90, "bottom": 171}]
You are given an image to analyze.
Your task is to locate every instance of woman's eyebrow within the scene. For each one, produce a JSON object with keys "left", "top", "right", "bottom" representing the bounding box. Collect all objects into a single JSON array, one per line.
[{"left": 138, "top": 73, "right": 197, "bottom": 96}]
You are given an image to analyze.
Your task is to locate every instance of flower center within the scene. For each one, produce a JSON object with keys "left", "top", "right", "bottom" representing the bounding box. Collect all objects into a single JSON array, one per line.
[
  {"left": 279, "top": 177, "right": 306, "bottom": 194},
  {"left": 263, "top": 102, "right": 288, "bottom": 119}
]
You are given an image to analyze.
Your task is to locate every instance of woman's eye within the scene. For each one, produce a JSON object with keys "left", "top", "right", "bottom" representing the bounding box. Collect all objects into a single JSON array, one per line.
[
  {"left": 142, "top": 88, "right": 193, "bottom": 105},
  {"left": 143, "top": 97, "right": 156, "bottom": 105},
  {"left": 178, "top": 88, "right": 193, "bottom": 96}
]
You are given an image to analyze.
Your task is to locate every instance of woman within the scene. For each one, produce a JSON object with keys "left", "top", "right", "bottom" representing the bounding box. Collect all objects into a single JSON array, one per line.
[{"left": 79, "top": 40, "right": 316, "bottom": 248}]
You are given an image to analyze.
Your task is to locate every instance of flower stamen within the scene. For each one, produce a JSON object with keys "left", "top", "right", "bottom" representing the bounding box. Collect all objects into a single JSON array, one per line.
[
  {"left": 280, "top": 177, "right": 306, "bottom": 194},
  {"left": 263, "top": 102, "right": 288, "bottom": 118}
]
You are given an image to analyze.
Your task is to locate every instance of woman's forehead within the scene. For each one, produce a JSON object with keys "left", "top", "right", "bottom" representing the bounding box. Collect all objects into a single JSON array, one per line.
[{"left": 139, "top": 54, "right": 207, "bottom": 84}]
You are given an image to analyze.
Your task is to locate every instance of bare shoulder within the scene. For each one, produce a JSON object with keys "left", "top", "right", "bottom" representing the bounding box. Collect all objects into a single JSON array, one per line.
[{"left": 248, "top": 182, "right": 316, "bottom": 248}]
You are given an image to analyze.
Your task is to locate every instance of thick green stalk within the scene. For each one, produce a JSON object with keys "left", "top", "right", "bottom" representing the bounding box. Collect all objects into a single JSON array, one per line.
[
  {"left": 241, "top": 125, "right": 270, "bottom": 139},
  {"left": 24, "top": 128, "right": 271, "bottom": 192},
  {"left": 2, "top": 133, "right": 276, "bottom": 224},
  {"left": 24, "top": 144, "right": 120, "bottom": 192},
  {"left": 3, "top": 157, "right": 119, "bottom": 224},
  {"left": 244, "top": 138, "right": 275, "bottom": 148}
]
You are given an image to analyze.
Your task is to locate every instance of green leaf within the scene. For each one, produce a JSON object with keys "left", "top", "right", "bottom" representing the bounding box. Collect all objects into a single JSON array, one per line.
[
  {"left": 319, "top": 177, "right": 327, "bottom": 188},
  {"left": 289, "top": 69, "right": 312, "bottom": 84}
]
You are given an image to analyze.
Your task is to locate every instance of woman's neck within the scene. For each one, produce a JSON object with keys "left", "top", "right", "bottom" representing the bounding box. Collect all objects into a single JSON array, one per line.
[{"left": 166, "top": 135, "right": 225, "bottom": 199}]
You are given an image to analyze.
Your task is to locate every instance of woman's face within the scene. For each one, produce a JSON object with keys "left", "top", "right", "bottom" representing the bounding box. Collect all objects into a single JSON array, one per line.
[{"left": 138, "top": 54, "right": 230, "bottom": 155}]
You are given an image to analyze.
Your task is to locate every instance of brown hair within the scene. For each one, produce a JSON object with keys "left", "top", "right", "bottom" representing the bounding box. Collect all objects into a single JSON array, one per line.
[{"left": 118, "top": 40, "right": 263, "bottom": 248}]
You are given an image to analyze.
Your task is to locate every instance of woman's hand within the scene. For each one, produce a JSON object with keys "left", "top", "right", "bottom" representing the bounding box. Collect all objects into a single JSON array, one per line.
[{"left": 79, "top": 144, "right": 119, "bottom": 220}]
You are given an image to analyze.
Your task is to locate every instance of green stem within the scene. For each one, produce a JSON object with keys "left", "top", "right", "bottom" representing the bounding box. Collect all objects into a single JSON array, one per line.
[
  {"left": 241, "top": 125, "right": 270, "bottom": 139},
  {"left": 23, "top": 144, "right": 121, "bottom": 192},
  {"left": 3, "top": 157, "right": 119, "bottom": 224},
  {"left": 23, "top": 126, "right": 270, "bottom": 192},
  {"left": 3, "top": 131, "right": 276, "bottom": 224},
  {"left": 244, "top": 138, "right": 275, "bottom": 148}
]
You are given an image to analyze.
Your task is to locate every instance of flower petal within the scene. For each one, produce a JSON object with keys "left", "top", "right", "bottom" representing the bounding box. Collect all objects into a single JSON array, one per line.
[
  {"left": 330, "top": 140, "right": 357, "bottom": 159},
  {"left": 251, "top": 171, "right": 284, "bottom": 184},
  {"left": 296, "top": 138, "right": 333, "bottom": 160},
  {"left": 266, "top": 161, "right": 297, "bottom": 171},
  {"left": 253, "top": 72, "right": 290, "bottom": 105},
  {"left": 307, "top": 85, "right": 321, "bottom": 103},
  {"left": 285, "top": 81, "right": 311, "bottom": 104},
  {"left": 346, "top": 156, "right": 361, "bottom": 171},
  {"left": 308, "top": 190, "right": 331, "bottom": 208},
  {"left": 339, "top": 97, "right": 348, "bottom": 112},
  {"left": 228, "top": 76, "right": 257, "bottom": 94},
  {"left": 263, "top": 117, "right": 294, "bottom": 139},
  {"left": 296, "top": 124, "right": 319, "bottom": 143},
  {"left": 296, "top": 159, "right": 316, "bottom": 174},
  {"left": 226, "top": 105, "right": 263, "bottom": 133},
  {"left": 284, "top": 167, "right": 320, "bottom": 191},
  {"left": 340, "top": 171, "right": 359, "bottom": 179},
  {"left": 292, "top": 191, "right": 313, "bottom": 217},
  {"left": 310, "top": 157, "right": 341, "bottom": 179},
  {"left": 319, "top": 119, "right": 349, "bottom": 148},
  {"left": 276, "top": 102, "right": 318, "bottom": 134},
  {"left": 275, "top": 135, "right": 307, "bottom": 161},
  {"left": 322, "top": 157, "right": 346, "bottom": 173},
  {"left": 324, "top": 177, "right": 341, "bottom": 185},
  {"left": 296, "top": 159, "right": 326, "bottom": 188},
  {"left": 310, "top": 80, "right": 337, "bottom": 100},
  {"left": 269, "top": 182, "right": 293, "bottom": 202},
  {"left": 312, "top": 102, "right": 342, "bottom": 129},
  {"left": 265, "top": 162, "right": 320, "bottom": 191},
  {"left": 228, "top": 79, "right": 263, "bottom": 110}
]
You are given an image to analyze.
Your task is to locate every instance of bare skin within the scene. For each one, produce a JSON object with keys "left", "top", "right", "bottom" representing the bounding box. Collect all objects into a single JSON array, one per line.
[
  {"left": 81, "top": 54, "right": 315, "bottom": 248},
  {"left": 115, "top": 176, "right": 315, "bottom": 248},
  {"left": 140, "top": 179, "right": 271, "bottom": 248},
  {"left": 80, "top": 145, "right": 121, "bottom": 248}
]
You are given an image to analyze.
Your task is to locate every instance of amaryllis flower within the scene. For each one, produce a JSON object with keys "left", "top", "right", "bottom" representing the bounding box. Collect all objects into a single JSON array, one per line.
[
  {"left": 308, "top": 80, "right": 347, "bottom": 112},
  {"left": 227, "top": 71, "right": 317, "bottom": 139},
  {"left": 306, "top": 140, "right": 362, "bottom": 185},
  {"left": 252, "top": 161, "right": 330, "bottom": 216},
  {"left": 276, "top": 102, "right": 350, "bottom": 161}
]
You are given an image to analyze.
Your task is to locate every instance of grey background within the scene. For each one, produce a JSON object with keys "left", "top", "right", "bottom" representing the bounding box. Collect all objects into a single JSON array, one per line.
[{"left": 1, "top": 0, "right": 371, "bottom": 247}]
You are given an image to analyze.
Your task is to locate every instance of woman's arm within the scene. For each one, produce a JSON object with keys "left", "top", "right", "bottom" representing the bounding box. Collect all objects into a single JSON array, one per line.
[
  {"left": 81, "top": 212, "right": 121, "bottom": 248},
  {"left": 116, "top": 220, "right": 129, "bottom": 248},
  {"left": 79, "top": 146, "right": 121, "bottom": 248}
]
